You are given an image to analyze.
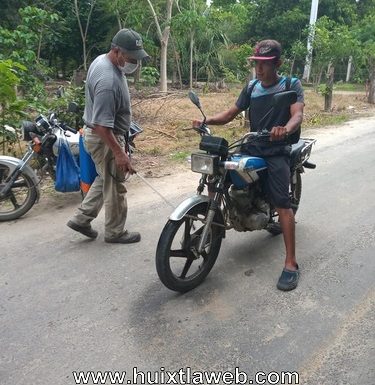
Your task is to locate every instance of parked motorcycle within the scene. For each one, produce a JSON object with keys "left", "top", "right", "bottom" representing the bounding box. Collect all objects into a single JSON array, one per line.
[
  {"left": 156, "top": 90, "right": 316, "bottom": 292},
  {"left": 0, "top": 113, "right": 142, "bottom": 222}
]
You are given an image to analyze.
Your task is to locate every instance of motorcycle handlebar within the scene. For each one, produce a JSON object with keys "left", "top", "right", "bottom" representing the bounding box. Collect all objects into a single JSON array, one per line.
[
  {"left": 248, "top": 130, "right": 271, "bottom": 138},
  {"left": 61, "top": 123, "right": 77, "bottom": 134},
  {"left": 195, "top": 123, "right": 211, "bottom": 136}
]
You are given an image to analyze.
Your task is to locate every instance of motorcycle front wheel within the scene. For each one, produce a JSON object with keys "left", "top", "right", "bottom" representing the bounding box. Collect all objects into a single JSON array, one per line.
[
  {"left": 156, "top": 203, "right": 223, "bottom": 293},
  {"left": 0, "top": 163, "right": 38, "bottom": 221}
]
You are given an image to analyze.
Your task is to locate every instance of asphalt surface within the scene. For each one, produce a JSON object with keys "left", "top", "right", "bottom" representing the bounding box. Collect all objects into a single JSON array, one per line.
[{"left": 1, "top": 117, "right": 375, "bottom": 385}]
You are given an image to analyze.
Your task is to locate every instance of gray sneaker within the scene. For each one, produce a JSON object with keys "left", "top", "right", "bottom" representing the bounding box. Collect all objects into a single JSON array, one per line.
[
  {"left": 105, "top": 231, "right": 141, "bottom": 244},
  {"left": 67, "top": 220, "right": 98, "bottom": 239}
]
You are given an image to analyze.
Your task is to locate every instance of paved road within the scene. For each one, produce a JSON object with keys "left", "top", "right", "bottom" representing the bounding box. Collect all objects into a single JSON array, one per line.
[{"left": 1, "top": 117, "right": 375, "bottom": 385}]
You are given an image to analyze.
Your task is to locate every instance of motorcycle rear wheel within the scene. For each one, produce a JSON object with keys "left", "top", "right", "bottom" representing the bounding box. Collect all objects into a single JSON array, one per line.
[
  {"left": 0, "top": 164, "right": 38, "bottom": 221},
  {"left": 156, "top": 203, "right": 223, "bottom": 292},
  {"left": 267, "top": 170, "right": 302, "bottom": 235}
]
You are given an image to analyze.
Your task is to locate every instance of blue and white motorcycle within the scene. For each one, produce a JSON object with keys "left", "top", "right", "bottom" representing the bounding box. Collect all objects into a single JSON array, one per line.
[{"left": 156, "top": 90, "right": 316, "bottom": 292}]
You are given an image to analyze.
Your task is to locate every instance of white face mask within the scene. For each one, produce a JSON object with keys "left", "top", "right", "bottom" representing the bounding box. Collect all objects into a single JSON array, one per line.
[{"left": 118, "top": 62, "right": 139, "bottom": 75}]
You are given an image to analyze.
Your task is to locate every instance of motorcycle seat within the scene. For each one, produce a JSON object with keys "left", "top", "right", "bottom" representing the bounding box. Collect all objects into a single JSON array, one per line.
[{"left": 290, "top": 139, "right": 305, "bottom": 166}]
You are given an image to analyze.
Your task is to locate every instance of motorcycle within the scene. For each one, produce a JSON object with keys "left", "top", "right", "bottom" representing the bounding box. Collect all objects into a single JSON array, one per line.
[
  {"left": 0, "top": 112, "right": 143, "bottom": 222},
  {"left": 156, "top": 90, "right": 316, "bottom": 292}
]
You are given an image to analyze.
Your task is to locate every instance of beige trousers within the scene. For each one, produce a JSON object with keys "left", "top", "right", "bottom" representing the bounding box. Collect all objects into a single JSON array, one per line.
[{"left": 71, "top": 128, "right": 127, "bottom": 239}]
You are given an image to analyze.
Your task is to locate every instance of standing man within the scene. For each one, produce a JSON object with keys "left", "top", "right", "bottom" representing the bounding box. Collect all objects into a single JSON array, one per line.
[
  {"left": 67, "top": 29, "right": 149, "bottom": 244},
  {"left": 193, "top": 40, "right": 305, "bottom": 290}
]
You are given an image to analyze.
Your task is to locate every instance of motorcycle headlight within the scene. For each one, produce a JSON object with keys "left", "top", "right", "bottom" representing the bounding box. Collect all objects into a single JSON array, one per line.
[
  {"left": 191, "top": 153, "right": 219, "bottom": 175},
  {"left": 35, "top": 115, "right": 50, "bottom": 133}
]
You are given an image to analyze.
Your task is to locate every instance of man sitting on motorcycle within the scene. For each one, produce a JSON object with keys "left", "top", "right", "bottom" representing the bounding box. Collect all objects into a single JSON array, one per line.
[{"left": 193, "top": 40, "right": 304, "bottom": 291}]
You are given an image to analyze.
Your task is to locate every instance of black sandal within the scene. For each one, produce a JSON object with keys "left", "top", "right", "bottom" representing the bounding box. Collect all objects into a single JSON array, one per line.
[{"left": 277, "top": 264, "right": 299, "bottom": 291}]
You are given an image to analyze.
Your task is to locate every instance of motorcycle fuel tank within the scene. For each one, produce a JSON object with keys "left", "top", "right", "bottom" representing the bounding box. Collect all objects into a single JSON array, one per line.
[{"left": 229, "top": 154, "right": 267, "bottom": 189}]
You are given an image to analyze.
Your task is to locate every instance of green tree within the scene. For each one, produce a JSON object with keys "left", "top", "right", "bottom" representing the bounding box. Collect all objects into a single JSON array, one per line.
[
  {"left": 172, "top": 0, "right": 207, "bottom": 88},
  {"left": 354, "top": 10, "right": 375, "bottom": 103},
  {"left": 245, "top": 0, "right": 310, "bottom": 52},
  {"left": 0, "top": 6, "right": 60, "bottom": 96},
  {"left": 0, "top": 60, "right": 27, "bottom": 154},
  {"left": 74, "top": 0, "right": 96, "bottom": 71},
  {"left": 311, "top": 16, "right": 356, "bottom": 110}
]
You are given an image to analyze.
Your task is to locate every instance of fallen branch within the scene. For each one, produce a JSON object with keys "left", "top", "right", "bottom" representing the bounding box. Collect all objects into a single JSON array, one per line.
[{"left": 147, "top": 127, "right": 177, "bottom": 139}]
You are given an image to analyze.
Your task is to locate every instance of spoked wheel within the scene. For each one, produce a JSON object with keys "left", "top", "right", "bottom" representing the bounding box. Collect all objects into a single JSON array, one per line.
[
  {"left": 0, "top": 163, "right": 38, "bottom": 221},
  {"left": 156, "top": 203, "right": 224, "bottom": 292},
  {"left": 267, "top": 170, "right": 302, "bottom": 235}
]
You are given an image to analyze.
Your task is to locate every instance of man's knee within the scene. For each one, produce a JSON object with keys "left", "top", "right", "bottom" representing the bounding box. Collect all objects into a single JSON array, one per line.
[{"left": 276, "top": 207, "right": 294, "bottom": 217}]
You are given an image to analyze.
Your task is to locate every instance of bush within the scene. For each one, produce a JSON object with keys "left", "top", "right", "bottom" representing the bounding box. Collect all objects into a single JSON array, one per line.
[{"left": 141, "top": 67, "right": 159, "bottom": 86}]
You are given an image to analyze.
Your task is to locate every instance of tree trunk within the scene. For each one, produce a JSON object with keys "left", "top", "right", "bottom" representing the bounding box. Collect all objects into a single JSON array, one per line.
[
  {"left": 170, "top": 35, "right": 182, "bottom": 89},
  {"left": 37, "top": 32, "right": 43, "bottom": 61},
  {"left": 189, "top": 31, "right": 194, "bottom": 89},
  {"left": 146, "top": 0, "right": 173, "bottom": 93},
  {"left": 324, "top": 66, "right": 334, "bottom": 112},
  {"left": 289, "top": 56, "right": 295, "bottom": 78},
  {"left": 368, "top": 67, "right": 375, "bottom": 104},
  {"left": 74, "top": 0, "right": 96, "bottom": 71},
  {"left": 82, "top": 41, "right": 87, "bottom": 72},
  {"left": 160, "top": 40, "right": 168, "bottom": 93},
  {"left": 316, "top": 67, "right": 324, "bottom": 88},
  {"left": 133, "top": 62, "right": 142, "bottom": 86},
  {"left": 115, "top": 9, "right": 122, "bottom": 29}
]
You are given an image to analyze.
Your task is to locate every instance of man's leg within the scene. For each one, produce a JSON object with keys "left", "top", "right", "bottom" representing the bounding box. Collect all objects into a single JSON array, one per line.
[
  {"left": 68, "top": 130, "right": 105, "bottom": 237},
  {"left": 70, "top": 174, "right": 104, "bottom": 227},
  {"left": 276, "top": 207, "right": 297, "bottom": 271},
  {"left": 100, "top": 139, "right": 128, "bottom": 240},
  {"left": 100, "top": 142, "right": 140, "bottom": 243},
  {"left": 265, "top": 154, "right": 299, "bottom": 290}
]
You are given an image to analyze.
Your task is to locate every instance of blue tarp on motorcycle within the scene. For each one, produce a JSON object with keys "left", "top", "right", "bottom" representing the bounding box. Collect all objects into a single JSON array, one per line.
[
  {"left": 55, "top": 137, "right": 80, "bottom": 192},
  {"left": 79, "top": 133, "right": 97, "bottom": 194}
]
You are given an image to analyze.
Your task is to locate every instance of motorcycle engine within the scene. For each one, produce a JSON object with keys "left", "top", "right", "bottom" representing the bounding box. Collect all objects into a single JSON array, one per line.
[{"left": 228, "top": 185, "right": 270, "bottom": 231}]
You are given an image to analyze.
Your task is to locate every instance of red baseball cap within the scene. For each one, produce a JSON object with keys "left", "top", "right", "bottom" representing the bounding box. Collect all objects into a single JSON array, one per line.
[{"left": 248, "top": 40, "right": 281, "bottom": 61}]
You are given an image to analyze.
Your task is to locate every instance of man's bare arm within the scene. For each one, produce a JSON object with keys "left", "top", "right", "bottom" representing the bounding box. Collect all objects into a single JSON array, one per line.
[
  {"left": 285, "top": 102, "right": 304, "bottom": 134},
  {"left": 270, "top": 102, "right": 304, "bottom": 141}
]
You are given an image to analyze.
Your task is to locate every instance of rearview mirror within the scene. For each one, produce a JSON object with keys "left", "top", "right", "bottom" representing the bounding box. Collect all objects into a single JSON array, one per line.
[
  {"left": 188, "top": 91, "right": 201, "bottom": 109},
  {"left": 272, "top": 91, "right": 297, "bottom": 108},
  {"left": 68, "top": 102, "right": 80, "bottom": 113}
]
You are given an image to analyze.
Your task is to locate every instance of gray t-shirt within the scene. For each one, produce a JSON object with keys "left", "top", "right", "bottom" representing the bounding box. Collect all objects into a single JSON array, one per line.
[{"left": 83, "top": 54, "right": 131, "bottom": 134}]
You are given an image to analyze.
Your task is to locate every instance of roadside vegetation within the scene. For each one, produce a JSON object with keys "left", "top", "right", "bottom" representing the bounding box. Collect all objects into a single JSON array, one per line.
[
  {"left": 128, "top": 85, "right": 374, "bottom": 168},
  {"left": 1, "top": 0, "right": 375, "bottom": 169}
]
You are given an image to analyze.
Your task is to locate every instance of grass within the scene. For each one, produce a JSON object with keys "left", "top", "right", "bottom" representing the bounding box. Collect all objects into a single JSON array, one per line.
[
  {"left": 333, "top": 82, "right": 365, "bottom": 92},
  {"left": 170, "top": 151, "right": 191, "bottom": 162},
  {"left": 304, "top": 113, "right": 348, "bottom": 128}
]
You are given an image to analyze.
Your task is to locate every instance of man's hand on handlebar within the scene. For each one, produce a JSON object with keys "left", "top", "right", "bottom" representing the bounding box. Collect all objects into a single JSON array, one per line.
[
  {"left": 270, "top": 126, "right": 288, "bottom": 142},
  {"left": 192, "top": 119, "right": 203, "bottom": 129}
]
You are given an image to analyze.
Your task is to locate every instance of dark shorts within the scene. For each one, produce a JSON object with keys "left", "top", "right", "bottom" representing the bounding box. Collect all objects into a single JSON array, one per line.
[{"left": 243, "top": 143, "right": 291, "bottom": 209}]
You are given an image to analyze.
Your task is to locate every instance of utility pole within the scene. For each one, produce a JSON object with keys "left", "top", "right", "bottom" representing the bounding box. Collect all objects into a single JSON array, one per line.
[
  {"left": 346, "top": 56, "right": 353, "bottom": 82},
  {"left": 302, "top": 0, "right": 319, "bottom": 82}
]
